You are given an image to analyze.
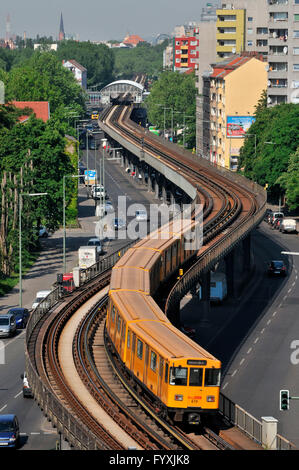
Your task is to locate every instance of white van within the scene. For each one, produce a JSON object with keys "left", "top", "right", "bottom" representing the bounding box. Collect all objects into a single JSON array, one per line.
[
  {"left": 279, "top": 219, "right": 297, "bottom": 233},
  {"left": 32, "top": 290, "right": 51, "bottom": 310}
]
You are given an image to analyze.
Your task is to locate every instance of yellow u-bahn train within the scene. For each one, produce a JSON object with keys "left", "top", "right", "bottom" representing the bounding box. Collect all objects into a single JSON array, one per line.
[{"left": 105, "top": 218, "right": 221, "bottom": 424}]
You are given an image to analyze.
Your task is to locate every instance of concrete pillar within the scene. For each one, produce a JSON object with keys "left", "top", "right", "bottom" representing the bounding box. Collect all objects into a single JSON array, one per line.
[
  {"left": 199, "top": 271, "right": 211, "bottom": 327},
  {"left": 261, "top": 417, "right": 278, "bottom": 450},
  {"left": 154, "top": 180, "right": 159, "bottom": 199},
  {"left": 225, "top": 249, "right": 235, "bottom": 298}
]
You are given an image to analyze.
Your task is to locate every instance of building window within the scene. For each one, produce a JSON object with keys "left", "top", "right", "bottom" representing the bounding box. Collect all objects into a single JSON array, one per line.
[
  {"left": 293, "top": 63, "right": 299, "bottom": 71},
  {"left": 293, "top": 47, "right": 299, "bottom": 55}
]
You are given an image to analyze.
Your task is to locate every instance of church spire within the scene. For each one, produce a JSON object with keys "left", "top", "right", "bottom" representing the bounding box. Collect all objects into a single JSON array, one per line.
[{"left": 59, "top": 12, "right": 65, "bottom": 41}]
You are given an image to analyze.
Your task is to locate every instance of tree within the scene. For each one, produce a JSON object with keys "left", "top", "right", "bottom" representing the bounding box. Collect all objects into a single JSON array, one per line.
[
  {"left": 6, "top": 51, "right": 85, "bottom": 114},
  {"left": 277, "top": 147, "right": 299, "bottom": 210},
  {"left": 238, "top": 103, "right": 299, "bottom": 200},
  {"left": 145, "top": 71, "right": 196, "bottom": 147},
  {"left": 56, "top": 40, "right": 114, "bottom": 87}
]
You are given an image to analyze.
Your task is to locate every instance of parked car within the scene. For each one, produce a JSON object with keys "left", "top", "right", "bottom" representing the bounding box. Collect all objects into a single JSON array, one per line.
[
  {"left": 269, "top": 212, "right": 284, "bottom": 226},
  {"left": 87, "top": 238, "right": 103, "bottom": 254},
  {"left": 38, "top": 226, "right": 49, "bottom": 238},
  {"left": 21, "top": 372, "right": 33, "bottom": 398},
  {"left": 135, "top": 210, "right": 148, "bottom": 222},
  {"left": 279, "top": 219, "right": 297, "bottom": 234},
  {"left": 7, "top": 308, "right": 29, "bottom": 329},
  {"left": 104, "top": 201, "right": 114, "bottom": 215},
  {"left": 267, "top": 260, "right": 287, "bottom": 277},
  {"left": 273, "top": 219, "right": 281, "bottom": 230},
  {"left": 112, "top": 218, "right": 126, "bottom": 230},
  {"left": 0, "top": 414, "right": 20, "bottom": 448},
  {"left": 180, "top": 325, "right": 196, "bottom": 340},
  {"left": 0, "top": 312, "right": 16, "bottom": 338}
]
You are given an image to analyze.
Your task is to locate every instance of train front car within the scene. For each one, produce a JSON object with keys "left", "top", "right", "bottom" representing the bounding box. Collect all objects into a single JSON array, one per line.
[{"left": 125, "top": 319, "right": 221, "bottom": 425}]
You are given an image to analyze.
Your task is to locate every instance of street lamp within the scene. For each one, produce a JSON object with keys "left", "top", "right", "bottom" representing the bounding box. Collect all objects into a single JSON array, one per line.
[
  {"left": 19, "top": 192, "right": 48, "bottom": 307},
  {"left": 63, "top": 175, "right": 81, "bottom": 274},
  {"left": 174, "top": 111, "right": 194, "bottom": 148}
]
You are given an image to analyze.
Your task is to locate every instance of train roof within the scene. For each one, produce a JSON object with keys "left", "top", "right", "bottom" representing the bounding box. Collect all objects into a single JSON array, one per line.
[
  {"left": 109, "top": 291, "right": 169, "bottom": 323},
  {"left": 113, "top": 247, "right": 159, "bottom": 269},
  {"left": 129, "top": 320, "right": 220, "bottom": 364},
  {"left": 109, "top": 265, "right": 151, "bottom": 293}
]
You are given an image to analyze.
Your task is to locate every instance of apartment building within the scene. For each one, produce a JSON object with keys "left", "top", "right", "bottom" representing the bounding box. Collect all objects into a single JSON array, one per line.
[
  {"left": 267, "top": 0, "right": 299, "bottom": 105},
  {"left": 216, "top": 7, "right": 246, "bottom": 58},
  {"left": 199, "top": 53, "right": 268, "bottom": 170}
]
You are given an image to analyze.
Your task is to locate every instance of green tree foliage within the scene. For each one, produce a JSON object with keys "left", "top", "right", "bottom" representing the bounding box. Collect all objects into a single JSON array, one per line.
[
  {"left": 277, "top": 147, "right": 299, "bottom": 210},
  {"left": 238, "top": 102, "right": 299, "bottom": 201},
  {"left": 5, "top": 51, "right": 85, "bottom": 114},
  {"left": 145, "top": 71, "right": 196, "bottom": 147},
  {"left": 112, "top": 41, "right": 166, "bottom": 79},
  {"left": 56, "top": 40, "right": 114, "bottom": 87},
  {"left": 0, "top": 111, "right": 76, "bottom": 277}
]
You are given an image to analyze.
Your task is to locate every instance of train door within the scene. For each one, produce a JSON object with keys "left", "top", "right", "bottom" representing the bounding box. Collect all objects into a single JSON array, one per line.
[
  {"left": 157, "top": 357, "right": 164, "bottom": 399},
  {"left": 120, "top": 320, "right": 126, "bottom": 361},
  {"left": 130, "top": 333, "right": 136, "bottom": 371},
  {"left": 143, "top": 344, "right": 149, "bottom": 385}
]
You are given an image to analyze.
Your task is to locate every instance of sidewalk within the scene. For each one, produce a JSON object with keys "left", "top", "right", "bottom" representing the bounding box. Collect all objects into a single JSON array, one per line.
[{"left": 0, "top": 185, "right": 96, "bottom": 311}]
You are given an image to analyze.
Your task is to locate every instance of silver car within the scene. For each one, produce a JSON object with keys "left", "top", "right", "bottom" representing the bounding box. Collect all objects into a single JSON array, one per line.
[{"left": 0, "top": 313, "right": 17, "bottom": 338}]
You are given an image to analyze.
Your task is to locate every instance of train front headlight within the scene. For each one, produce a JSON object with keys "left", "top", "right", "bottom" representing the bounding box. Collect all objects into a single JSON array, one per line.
[
  {"left": 207, "top": 395, "right": 215, "bottom": 402},
  {"left": 174, "top": 394, "right": 184, "bottom": 401}
]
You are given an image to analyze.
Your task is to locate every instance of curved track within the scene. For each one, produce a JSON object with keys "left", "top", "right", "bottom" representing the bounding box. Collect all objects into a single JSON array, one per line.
[{"left": 26, "top": 103, "right": 266, "bottom": 450}]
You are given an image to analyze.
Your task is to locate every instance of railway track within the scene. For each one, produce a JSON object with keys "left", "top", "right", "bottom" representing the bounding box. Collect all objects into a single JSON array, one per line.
[{"left": 25, "top": 103, "right": 266, "bottom": 450}]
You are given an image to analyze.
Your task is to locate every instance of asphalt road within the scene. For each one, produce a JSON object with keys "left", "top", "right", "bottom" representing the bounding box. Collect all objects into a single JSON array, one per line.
[
  {"left": 0, "top": 145, "right": 161, "bottom": 451},
  {"left": 181, "top": 221, "right": 299, "bottom": 447}
]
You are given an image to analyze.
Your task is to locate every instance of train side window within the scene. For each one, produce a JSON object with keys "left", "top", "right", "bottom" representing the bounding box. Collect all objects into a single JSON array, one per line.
[
  {"left": 189, "top": 368, "right": 203, "bottom": 386},
  {"left": 127, "top": 330, "right": 131, "bottom": 349},
  {"left": 112, "top": 306, "right": 116, "bottom": 322},
  {"left": 165, "top": 363, "right": 169, "bottom": 383},
  {"left": 204, "top": 369, "right": 221, "bottom": 386},
  {"left": 169, "top": 367, "right": 188, "bottom": 386},
  {"left": 117, "top": 315, "right": 121, "bottom": 333},
  {"left": 150, "top": 351, "right": 157, "bottom": 372},
  {"left": 137, "top": 339, "right": 143, "bottom": 360}
]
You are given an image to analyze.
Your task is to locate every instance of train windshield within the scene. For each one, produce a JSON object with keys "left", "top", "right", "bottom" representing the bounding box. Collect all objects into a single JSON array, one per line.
[
  {"left": 169, "top": 367, "right": 187, "bottom": 386},
  {"left": 204, "top": 369, "right": 221, "bottom": 386},
  {"left": 189, "top": 368, "right": 203, "bottom": 386}
]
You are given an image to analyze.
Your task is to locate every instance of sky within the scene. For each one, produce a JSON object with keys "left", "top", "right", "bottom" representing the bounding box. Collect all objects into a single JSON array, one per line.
[{"left": 0, "top": 0, "right": 220, "bottom": 42}]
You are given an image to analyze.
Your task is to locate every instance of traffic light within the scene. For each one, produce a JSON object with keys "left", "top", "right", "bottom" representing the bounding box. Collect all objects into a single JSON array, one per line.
[{"left": 280, "top": 390, "right": 290, "bottom": 410}]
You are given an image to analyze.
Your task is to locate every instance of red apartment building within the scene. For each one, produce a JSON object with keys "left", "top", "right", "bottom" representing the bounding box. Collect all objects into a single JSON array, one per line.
[{"left": 173, "top": 32, "right": 199, "bottom": 72}]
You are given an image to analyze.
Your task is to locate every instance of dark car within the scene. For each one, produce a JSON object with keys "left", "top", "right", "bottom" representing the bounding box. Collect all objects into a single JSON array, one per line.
[
  {"left": 8, "top": 308, "right": 29, "bottom": 329},
  {"left": 112, "top": 218, "right": 126, "bottom": 230},
  {"left": 0, "top": 414, "right": 20, "bottom": 448},
  {"left": 267, "top": 260, "right": 287, "bottom": 277}
]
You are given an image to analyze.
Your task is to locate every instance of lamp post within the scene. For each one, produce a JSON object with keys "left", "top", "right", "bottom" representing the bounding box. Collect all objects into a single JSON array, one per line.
[
  {"left": 174, "top": 111, "right": 194, "bottom": 148},
  {"left": 19, "top": 192, "right": 48, "bottom": 307},
  {"left": 63, "top": 175, "right": 81, "bottom": 274}
]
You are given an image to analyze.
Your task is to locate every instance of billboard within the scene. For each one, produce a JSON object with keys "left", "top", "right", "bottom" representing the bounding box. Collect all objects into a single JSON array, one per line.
[{"left": 226, "top": 116, "right": 256, "bottom": 138}]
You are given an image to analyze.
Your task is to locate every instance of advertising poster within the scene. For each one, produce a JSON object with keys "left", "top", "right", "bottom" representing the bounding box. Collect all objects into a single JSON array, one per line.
[{"left": 226, "top": 116, "right": 256, "bottom": 138}]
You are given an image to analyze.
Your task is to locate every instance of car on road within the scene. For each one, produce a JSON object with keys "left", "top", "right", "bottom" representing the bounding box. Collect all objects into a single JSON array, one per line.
[
  {"left": 135, "top": 210, "right": 148, "bottom": 222},
  {"left": 87, "top": 238, "right": 103, "bottom": 254},
  {"left": 112, "top": 218, "right": 126, "bottom": 230},
  {"left": 0, "top": 414, "right": 20, "bottom": 448},
  {"left": 0, "top": 312, "right": 17, "bottom": 338},
  {"left": 31, "top": 290, "right": 51, "bottom": 310},
  {"left": 21, "top": 372, "right": 33, "bottom": 398},
  {"left": 38, "top": 226, "right": 49, "bottom": 238},
  {"left": 180, "top": 325, "right": 196, "bottom": 340},
  {"left": 267, "top": 260, "right": 287, "bottom": 277},
  {"left": 7, "top": 308, "right": 29, "bottom": 329},
  {"left": 104, "top": 201, "right": 114, "bottom": 214},
  {"left": 269, "top": 212, "right": 284, "bottom": 226}
]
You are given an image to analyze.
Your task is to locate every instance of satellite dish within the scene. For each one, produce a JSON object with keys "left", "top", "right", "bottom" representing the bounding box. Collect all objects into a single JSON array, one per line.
[
  {"left": 232, "top": 47, "right": 236, "bottom": 54},
  {"left": 283, "top": 46, "right": 288, "bottom": 54}
]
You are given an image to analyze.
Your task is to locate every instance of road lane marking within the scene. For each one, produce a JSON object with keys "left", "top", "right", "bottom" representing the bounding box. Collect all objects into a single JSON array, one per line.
[
  {"left": 239, "top": 358, "right": 245, "bottom": 366},
  {"left": 14, "top": 391, "right": 22, "bottom": 398},
  {"left": 0, "top": 404, "right": 7, "bottom": 412},
  {"left": 247, "top": 347, "right": 252, "bottom": 354}
]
